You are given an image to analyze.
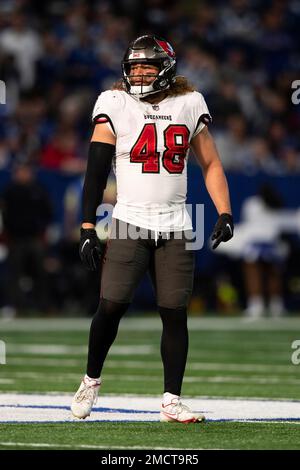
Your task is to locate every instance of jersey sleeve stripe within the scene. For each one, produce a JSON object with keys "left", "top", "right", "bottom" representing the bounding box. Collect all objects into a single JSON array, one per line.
[
  {"left": 194, "top": 113, "right": 212, "bottom": 133},
  {"left": 93, "top": 113, "right": 116, "bottom": 134},
  {"left": 96, "top": 117, "right": 108, "bottom": 123}
]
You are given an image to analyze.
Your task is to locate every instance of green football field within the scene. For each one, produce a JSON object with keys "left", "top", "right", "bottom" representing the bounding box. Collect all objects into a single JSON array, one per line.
[{"left": 0, "top": 315, "right": 300, "bottom": 450}]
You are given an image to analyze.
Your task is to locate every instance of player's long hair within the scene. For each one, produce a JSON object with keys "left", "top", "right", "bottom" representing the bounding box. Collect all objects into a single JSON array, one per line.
[{"left": 111, "top": 76, "right": 196, "bottom": 96}]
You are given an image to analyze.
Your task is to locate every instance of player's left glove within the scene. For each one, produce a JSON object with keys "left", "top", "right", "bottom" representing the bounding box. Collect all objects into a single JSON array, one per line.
[{"left": 211, "top": 213, "right": 234, "bottom": 249}]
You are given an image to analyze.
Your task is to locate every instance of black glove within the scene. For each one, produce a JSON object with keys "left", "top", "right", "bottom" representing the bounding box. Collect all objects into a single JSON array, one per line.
[
  {"left": 211, "top": 213, "right": 234, "bottom": 250},
  {"left": 79, "top": 228, "right": 104, "bottom": 271}
]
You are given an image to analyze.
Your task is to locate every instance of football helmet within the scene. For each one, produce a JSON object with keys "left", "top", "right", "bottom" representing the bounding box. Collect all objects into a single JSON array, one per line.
[{"left": 122, "top": 35, "right": 176, "bottom": 98}]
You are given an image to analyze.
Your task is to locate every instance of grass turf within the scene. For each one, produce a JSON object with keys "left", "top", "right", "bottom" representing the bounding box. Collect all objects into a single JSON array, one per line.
[
  {"left": 1, "top": 422, "right": 300, "bottom": 450},
  {"left": 0, "top": 316, "right": 300, "bottom": 450}
]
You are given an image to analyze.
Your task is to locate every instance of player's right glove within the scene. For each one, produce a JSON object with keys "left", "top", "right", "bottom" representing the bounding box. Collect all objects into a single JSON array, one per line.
[
  {"left": 79, "top": 228, "right": 104, "bottom": 271},
  {"left": 211, "top": 213, "right": 234, "bottom": 249}
]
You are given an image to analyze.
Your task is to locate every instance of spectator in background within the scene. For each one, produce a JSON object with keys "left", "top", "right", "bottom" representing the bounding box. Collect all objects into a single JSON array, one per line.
[
  {"left": 8, "top": 90, "right": 49, "bottom": 167},
  {"left": 219, "top": 0, "right": 260, "bottom": 45},
  {"left": 244, "top": 137, "right": 282, "bottom": 175},
  {"left": 0, "top": 136, "right": 10, "bottom": 170},
  {"left": 0, "top": 1, "right": 298, "bottom": 177},
  {"left": 0, "top": 10, "right": 42, "bottom": 90},
  {"left": 0, "top": 45, "right": 19, "bottom": 112},
  {"left": 208, "top": 79, "right": 242, "bottom": 126},
  {"left": 240, "top": 184, "right": 287, "bottom": 318},
  {"left": 178, "top": 46, "right": 219, "bottom": 95},
  {"left": 215, "top": 183, "right": 293, "bottom": 318},
  {"left": 41, "top": 128, "right": 85, "bottom": 174},
  {"left": 259, "top": 5, "right": 293, "bottom": 79},
  {"left": 65, "top": 26, "right": 99, "bottom": 91},
  {"left": 280, "top": 145, "right": 300, "bottom": 174},
  {"left": 36, "top": 32, "right": 66, "bottom": 92},
  {"left": 213, "top": 114, "right": 250, "bottom": 170},
  {"left": 0, "top": 163, "right": 52, "bottom": 317}
]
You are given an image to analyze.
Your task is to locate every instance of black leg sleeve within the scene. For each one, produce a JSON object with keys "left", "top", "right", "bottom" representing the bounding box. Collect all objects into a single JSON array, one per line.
[
  {"left": 158, "top": 306, "right": 189, "bottom": 396},
  {"left": 86, "top": 298, "right": 129, "bottom": 378}
]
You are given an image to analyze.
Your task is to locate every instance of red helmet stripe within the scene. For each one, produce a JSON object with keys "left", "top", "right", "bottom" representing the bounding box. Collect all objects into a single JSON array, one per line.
[{"left": 156, "top": 39, "right": 175, "bottom": 58}]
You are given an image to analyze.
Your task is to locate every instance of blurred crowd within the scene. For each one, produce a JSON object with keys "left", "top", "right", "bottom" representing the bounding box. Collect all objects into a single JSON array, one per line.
[
  {"left": 0, "top": 0, "right": 299, "bottom": 174},
  {"left": 0, "top": 0, "right": 300, "bottom": 317}
]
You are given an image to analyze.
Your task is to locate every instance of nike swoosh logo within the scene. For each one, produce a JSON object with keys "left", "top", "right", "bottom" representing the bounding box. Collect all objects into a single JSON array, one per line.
[
  {"left": 226, "top": 223, "right": 232, "bottom": 236},
  {"left": 81, "top": 239, "right": 90, "bottom": 252}
]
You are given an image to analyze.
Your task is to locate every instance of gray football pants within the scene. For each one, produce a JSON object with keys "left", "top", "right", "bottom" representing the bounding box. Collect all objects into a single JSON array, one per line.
[{"left": 100, "top": 219, "right": 195, "bottom": 309}]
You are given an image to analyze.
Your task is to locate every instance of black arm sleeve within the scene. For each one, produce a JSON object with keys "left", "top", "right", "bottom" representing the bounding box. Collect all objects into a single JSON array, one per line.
[{"left": 82, "top": 141, "right": 115, "bottom": 224}]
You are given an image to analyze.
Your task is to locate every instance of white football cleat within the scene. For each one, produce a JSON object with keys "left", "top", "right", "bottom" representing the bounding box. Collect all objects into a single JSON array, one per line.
[
  {"left": 71, "top": 375, "right": 101, "bottom": 419},
  {"left": 160, "top": 397, "right": 205, "bottom": 424}
]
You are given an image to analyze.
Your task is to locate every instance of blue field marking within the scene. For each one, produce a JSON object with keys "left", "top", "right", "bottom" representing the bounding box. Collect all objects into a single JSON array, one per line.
[
  {"left": 0, "top": 404, "right": 159, "bottom": 414},
  {"left": 1, "top": 405, "right": 299, "bottom": 421}
]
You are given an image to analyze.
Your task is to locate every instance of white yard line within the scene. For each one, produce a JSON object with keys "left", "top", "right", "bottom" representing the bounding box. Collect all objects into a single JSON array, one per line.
[
  {"left": 0, "top": 442, "right": 201, "bottom": 450},
  {"left": 7, "top": 357, "right": 299, "bottom": 374},
  {"left": 1, "top": 317, "right": 300, "bottom": 331},
  {"left": 0, "top": 394, "right": 300, "bottom": 423},
  {"left": 6, "top": 344, "right": 154, "bottom": 355}
]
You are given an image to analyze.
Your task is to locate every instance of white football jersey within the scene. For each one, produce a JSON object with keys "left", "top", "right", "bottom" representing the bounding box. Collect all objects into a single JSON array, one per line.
[{"left": 92, "top": 89, "right": 211, "bottom": 232}]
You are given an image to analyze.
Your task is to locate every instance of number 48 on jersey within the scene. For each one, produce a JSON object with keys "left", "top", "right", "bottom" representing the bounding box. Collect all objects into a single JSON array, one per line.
[{"left": 130, "top": 123, "right": 190, "bottom": 174}]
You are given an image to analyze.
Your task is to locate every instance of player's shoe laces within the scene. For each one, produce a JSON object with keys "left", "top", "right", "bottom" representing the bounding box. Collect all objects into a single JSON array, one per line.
[
  {"left": 71, "top": 375, "right": 101, "bottom": 419},
  {"left": 160, "top": 395, "right": 205, "bottom": 424}
]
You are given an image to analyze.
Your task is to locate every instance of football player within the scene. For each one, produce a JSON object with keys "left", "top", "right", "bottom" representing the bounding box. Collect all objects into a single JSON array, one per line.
[{"left": 71, "top": 35, "right": 233, "bottom": 423}]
